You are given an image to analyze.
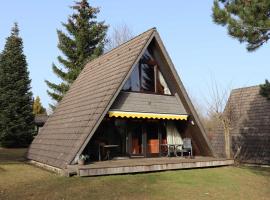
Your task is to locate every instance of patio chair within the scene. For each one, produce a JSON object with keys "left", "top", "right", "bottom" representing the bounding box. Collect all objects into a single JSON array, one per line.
[
  {"left": 168, "top": 144, "right": 176, "bottom": 157},
  {"left": 160, "top": 144, "right": 169, "bottom": 157},
  {"left": 178, "top": 138, "right": 192, "bottom": 157},
  {"left": 175, "top": 144, "right": 183, "bottom": 157},
  {"left": 160, "top": 144, "right": 175, "bottom": 157}
]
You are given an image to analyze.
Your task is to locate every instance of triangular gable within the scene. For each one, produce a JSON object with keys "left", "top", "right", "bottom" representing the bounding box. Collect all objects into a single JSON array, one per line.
[{"left": 28, "top": 28, "right": 214, "bottom": 169}]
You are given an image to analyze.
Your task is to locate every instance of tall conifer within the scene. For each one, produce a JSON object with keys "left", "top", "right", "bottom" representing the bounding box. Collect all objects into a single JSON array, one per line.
[
  {"left": 0, "top": 23, "right": 34, "bottom": 147},
  {"left": 45, "top": 0, "right": 108, "bottom": 108}
]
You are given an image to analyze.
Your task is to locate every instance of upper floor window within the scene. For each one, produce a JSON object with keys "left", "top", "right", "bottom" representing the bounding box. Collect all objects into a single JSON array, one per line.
[{"left": 122, "top": 49, "right": 171, "bottom": 95}]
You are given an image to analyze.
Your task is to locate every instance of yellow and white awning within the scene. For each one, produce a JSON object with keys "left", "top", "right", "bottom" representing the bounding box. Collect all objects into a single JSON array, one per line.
[{"left": 108, "top": 111, "right": 188, "bottom": 120}]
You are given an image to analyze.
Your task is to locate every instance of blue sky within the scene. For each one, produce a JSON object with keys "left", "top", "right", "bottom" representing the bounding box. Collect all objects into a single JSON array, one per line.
[{"left": 0, "top": 0, "right": 268, "bottom": 110}]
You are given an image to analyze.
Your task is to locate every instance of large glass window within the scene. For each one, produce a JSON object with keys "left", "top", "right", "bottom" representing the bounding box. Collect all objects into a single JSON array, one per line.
[
  {"left": 122, "top": 63, "right": 140, "bottom": 91},
  {"left": 140, "top": 54, "right": 155, "bottom": 92},
  {"left": 156, "top": 71, "right": 171, "bottom": 95},
  {"left": 122, "top": 48, "right": 171, "bottom": 95}
]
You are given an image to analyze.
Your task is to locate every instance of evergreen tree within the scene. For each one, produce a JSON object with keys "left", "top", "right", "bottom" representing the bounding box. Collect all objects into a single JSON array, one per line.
[
  {"left": 33, "top": 96, "right": 47, "bottom": 115},
  {"left": 212, "top": 0, "right": 270, "bottom": 51},
  {"left": 0, "top": 23, "right": 34, "bottom": 147},
  {"left": 212, "top": 0, "right": 270, "bottom": 99},
  {"left": 45, "top": 0, "right": 108, "bottom": 108},
  {"left": 260, "top": 80, "right": 270, "bottom": 100}
]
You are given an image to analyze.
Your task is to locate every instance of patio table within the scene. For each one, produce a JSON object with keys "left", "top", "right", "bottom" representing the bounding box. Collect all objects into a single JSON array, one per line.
[{"left": 99, "top": 144, "right": 119, "bottom": 161}]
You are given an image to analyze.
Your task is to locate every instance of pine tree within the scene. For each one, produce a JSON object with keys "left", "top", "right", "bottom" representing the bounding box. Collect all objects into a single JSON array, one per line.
[
  {"left": 260, "top": 80, "right": 270, "bottom": 100},
  {"left": 0, "top": 23, "right": 34, "bottom": 147},
  {"left": 45, "top": 0, "right": 108, "bottom": 108},
  {"left": 212, "top": 0, "right": 270, "bottom": 99},
  {"left": 212, "top": 0, "right": 270, "bottom": 51},
  {"left": 33, "top": 96, "right": 47, "bottom": 115}
]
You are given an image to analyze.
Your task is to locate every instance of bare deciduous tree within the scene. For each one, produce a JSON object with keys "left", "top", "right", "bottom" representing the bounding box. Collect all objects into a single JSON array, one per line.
[
  {"left": 205, "top": 79, "right": 244, "bottom": 159},
  {"left": 105, "top": 24, "right": 133, "bottom": 51}
]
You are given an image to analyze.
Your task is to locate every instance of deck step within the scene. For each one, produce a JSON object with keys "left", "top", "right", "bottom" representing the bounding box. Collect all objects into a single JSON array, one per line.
[
  {"left": 130, "top": 155, "right": 145, "bottom": 158},
  {"left": 112, "top": 156, "right": 130, "bottom": 160}
]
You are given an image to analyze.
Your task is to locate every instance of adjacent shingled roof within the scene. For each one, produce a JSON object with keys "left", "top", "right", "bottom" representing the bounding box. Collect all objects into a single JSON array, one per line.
[
  {"left": 229, "top": 86, "right": 270, "bottom": 164},
  {"left": 110, "top": 91, "right": 187, "bottom": 115},
  {"left": 27, "top": 28, "right": 156, "bottom": 169},
  {"left": 210, "top": 85, "right": 270, "bottom": 164},
  {"left": 34, "top": 114, "right": 48, "bottom": 126}
]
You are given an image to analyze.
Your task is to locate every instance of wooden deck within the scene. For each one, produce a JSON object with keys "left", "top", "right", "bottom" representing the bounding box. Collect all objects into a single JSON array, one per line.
[{"left": 67, "top": 157, "right": 234, "bottom": 177}]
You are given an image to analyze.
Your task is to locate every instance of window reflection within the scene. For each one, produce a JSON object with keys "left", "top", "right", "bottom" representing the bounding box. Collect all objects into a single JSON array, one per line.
[
  {"left": 122, "top": 63, "right": 140, "bottom": 91},
  {"left": 140, "top": 54, "right": 155, "bottom": 92},
  {"left": 156, "top": 71, "right": 171, "bottom": 95},
  {"left": 122, "top": 48, "right": 171, "bottom": 95}
]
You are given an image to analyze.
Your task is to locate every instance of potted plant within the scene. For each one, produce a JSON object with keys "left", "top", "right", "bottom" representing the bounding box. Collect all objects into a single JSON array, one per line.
[{"left": 78, "top": 154, "right": 89, "bottom": 165}]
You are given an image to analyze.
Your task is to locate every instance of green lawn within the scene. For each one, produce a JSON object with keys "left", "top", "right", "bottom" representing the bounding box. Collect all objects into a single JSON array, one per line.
[{"left": 0, "top": 148, "right": 269, "bottom": 200}]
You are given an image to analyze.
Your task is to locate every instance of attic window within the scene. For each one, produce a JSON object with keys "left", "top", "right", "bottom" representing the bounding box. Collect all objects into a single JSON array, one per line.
[
  {"left": 122, "top": 63, "right": 140, "bottom": 91},
  {"left": 122, "top": 49, "right": 171, "bottom": 95},
  {"left": 140, "top": 52, "right": 155, "bottom": 92}
]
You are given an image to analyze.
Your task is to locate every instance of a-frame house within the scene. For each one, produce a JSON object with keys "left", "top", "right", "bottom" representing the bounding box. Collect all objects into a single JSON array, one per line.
[{"left": 28, "top": 28, "right": 228, "bottom": 176}]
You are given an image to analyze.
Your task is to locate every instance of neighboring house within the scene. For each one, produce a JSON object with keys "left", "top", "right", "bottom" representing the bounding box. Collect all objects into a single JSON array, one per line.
[
  {"left": 27, "top": 28, "right": 226, "bottom": 175},
  {"left": 210, "top": 86, "right": 270, "bottom": 165},
  {"left": 34, "top": 114, "right": 48, "bottom": 134}
]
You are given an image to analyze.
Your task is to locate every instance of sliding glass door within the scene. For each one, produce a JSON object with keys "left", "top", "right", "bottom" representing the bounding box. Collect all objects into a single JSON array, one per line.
[
  {"left": 128, "top": 121, "right": 144, "bottom": 156},
  {"left": 146, "top": 121, "right": 159, "bottom": 156},
  {"left": 128, "top": 120, "right": 167, "bottom": 157}
]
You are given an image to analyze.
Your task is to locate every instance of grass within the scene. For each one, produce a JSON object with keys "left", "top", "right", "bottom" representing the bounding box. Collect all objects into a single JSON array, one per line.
[{"left": 0, "top": 148, "right": 270, "bottom": 200}]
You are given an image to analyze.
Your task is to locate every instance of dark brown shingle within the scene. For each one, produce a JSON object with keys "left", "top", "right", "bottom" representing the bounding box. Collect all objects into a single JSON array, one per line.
[
  {"left": 110, "top": 91, "right": 187, "bottom": 115},
  {"left": 34, "top": 114, "right": 48, "bottom": 126}
]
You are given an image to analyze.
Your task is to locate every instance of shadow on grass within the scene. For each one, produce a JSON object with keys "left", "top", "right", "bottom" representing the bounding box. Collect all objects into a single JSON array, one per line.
[
  {"left": 240, "top": 166, "right": 270, "bottom": 177},
  {"left": 0, "top": 166, "right": 6, "bottom": 172},
  {"left": 0, "top": 148, "right": 28, "bottom": 164}
]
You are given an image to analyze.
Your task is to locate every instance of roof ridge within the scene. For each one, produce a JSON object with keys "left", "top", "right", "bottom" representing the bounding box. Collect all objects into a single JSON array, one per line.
[
  {"left": 106, "top": 27, "right": 156, "bottom": 53},
  {"left": 83, "top": 27, "right": 156, "bottom": 66},
  {"left": 231, "top": 85, "right": 260, "bottom": 92}
]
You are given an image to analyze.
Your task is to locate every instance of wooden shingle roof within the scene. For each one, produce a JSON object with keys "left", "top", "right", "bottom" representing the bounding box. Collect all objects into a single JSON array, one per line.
[
  {"left": 27, "top": 28, "right": 156, "bottom": 169},
  {"left": 226, "top": 85, "right": 270, "bottom": 130},
  {"left": 110, "top": 91, "right": 187, "bottom": 115},
  {"left": 228, "top": 86, "right": 270, "bottom": 164},
  {"left": 210, "top": 85, "right": 270, "bottom": 164},
  {"left": 34, "top": 114, "right": 48, "bottom": 126}
]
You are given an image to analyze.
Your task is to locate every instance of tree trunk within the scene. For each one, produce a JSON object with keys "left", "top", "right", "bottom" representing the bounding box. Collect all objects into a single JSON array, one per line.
[
  {"left": 221, "top": 118, "right": 231, "bottom": 159},
  {"left": 224, "top": 128, "right": 231, "bottom": 159}
]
